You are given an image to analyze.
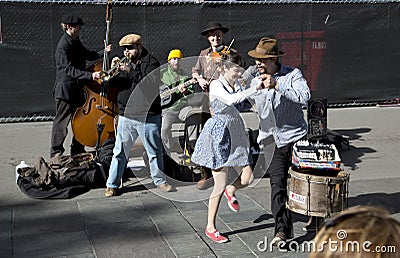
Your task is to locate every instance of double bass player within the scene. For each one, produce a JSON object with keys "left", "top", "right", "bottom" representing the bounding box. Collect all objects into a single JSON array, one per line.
[{"left": 50, "top": 14, "right": 111, "bottom": 158}]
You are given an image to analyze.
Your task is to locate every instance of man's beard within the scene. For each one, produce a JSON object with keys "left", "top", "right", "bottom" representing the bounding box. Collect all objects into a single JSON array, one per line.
[
  {"left": 171, "top": 64, "right": 180, "bottom": 71},
  {"left": 257, "top": 66, "right": 266, "bottom": 74},
  {"left": 130, "top": 51, "right": 140, "bottom": 63}
]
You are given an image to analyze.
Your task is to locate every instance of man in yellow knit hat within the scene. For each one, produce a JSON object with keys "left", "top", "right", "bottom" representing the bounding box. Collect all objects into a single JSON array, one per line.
[
  {"left": 167, "top": 49, "right": 183, "bottom": 62},
  {"left": 160, "top": 49, "right": 197, "bottom": 152}
]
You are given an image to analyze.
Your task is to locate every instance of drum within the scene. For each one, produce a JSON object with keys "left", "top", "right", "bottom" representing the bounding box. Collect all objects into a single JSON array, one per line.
[{"left": 287, "top": 167, "right": 349, "bottom": 218}]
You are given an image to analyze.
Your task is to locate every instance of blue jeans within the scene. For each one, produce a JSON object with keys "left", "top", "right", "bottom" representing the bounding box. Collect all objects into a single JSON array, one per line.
[{"left": 106, "top": 115, "right": 166, "bottom": 188}]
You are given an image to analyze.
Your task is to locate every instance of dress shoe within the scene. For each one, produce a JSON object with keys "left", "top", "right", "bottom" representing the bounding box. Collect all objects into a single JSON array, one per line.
[
  {"left": 105, "top": 187, "right": 117, "bottom": 197},
  {"left": 157, "top": 183, "right": 174, "bottom": 192}
]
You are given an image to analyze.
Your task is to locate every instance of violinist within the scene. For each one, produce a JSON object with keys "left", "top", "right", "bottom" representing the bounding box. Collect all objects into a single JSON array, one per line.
[
  {"left": 191, "top": 21, "right": 238, "bottom": 190},
  {"left": 50, "top": 15, "right": 111, "bottom": 158},
  {"left": 104, "top": 34, "right": 174, "bottom": 197},
  {"left": 192, "top": 21, "right": 233, "bottom": 91}
]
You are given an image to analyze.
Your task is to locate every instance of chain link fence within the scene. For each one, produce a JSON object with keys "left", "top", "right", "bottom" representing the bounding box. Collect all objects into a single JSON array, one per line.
[{"left": 0, "top": 0, "right": 399, "bottom": 121}]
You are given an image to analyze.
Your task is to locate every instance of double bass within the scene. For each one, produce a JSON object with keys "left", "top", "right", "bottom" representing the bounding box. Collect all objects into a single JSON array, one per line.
[{"left": 71, "top": 0, "right": 118, "bottom": 150}]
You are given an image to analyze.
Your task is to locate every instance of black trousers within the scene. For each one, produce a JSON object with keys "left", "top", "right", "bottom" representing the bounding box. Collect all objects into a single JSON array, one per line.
[
  {"left": 50, "top": 99, "right": 85, "bottom": 158},
  {"left": 265, "top": 141, "right": 295, "bottom": 237}
]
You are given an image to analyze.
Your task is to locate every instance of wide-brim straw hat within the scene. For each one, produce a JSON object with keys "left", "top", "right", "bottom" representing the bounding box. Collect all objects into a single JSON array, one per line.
[{"left": 248, "top": 37, "right": 285, "bottom": 59}]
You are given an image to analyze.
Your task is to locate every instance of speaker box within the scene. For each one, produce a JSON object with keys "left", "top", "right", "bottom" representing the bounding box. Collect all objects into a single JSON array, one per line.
[{"left": 307, "top": 99, "right": 327, "bottom": 140}]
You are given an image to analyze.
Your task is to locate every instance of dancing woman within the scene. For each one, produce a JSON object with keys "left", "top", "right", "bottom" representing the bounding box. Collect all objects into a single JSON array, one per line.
[{"left": 191, "top": 52, "right": 264, "bottom": 243}]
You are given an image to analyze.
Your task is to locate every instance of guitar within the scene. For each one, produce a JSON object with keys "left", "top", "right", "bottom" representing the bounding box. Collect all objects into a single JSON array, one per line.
[{"left": 160, "top": 78, "right": 197, "bottom": 106}]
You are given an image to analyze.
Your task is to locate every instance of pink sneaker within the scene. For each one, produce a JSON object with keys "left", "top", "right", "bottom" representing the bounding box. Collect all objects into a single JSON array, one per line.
[
  {"left": 224, "top": 189, "right": 239, "bottom": 212},
  {"left": 205, "top": 229, "right": 228, "bottom": 243}
]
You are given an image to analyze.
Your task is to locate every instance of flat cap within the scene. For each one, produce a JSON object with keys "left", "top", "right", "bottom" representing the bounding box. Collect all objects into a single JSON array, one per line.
[
  {"left": 62, "top": 15, "right": 84, "bottom": 26},
  {"left": 119, "top": 34, "right": 142, "bottom": 46}
]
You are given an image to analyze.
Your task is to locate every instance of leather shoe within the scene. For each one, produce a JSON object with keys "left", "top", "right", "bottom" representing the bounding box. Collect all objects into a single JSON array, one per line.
[
  {"left": 157, "top": 183, "right": 174, "bottom": 192},
  {"left": 303, "top": 216, "right": 324, "bottom": 232},
  {"left": 105, "top": 187, "right": 117, "bottom": 197},
  {"left": 271, "top": 232, "right": 286, "bottom": 246}
]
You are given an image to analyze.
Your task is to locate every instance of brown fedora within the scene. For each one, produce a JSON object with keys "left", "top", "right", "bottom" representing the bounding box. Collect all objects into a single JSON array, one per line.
[
  {"left": 201, "top": 21, "right": 229, "bottom": 36},
  {"left": 248, "top": 37, "right": 285, "bottom": 59}
]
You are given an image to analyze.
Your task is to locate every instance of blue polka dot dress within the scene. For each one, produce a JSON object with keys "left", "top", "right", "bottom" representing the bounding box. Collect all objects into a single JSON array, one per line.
[{"left": 191, "top": 77, "right": 256, "bottom": 170}]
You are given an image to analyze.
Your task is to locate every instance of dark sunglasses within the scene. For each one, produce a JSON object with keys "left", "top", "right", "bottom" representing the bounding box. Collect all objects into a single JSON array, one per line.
[{"left": 123, "top": 45, "right": 136, "bottom": 50}]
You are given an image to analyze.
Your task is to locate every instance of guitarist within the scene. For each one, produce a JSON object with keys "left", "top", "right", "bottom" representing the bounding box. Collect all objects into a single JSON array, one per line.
[{"left": 160, "top": 49, "right": 196, "bottom": 151}]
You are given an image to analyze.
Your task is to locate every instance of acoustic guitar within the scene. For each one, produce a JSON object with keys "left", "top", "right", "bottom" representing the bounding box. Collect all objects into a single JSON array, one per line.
[{"left": 160, "top": 78, "right": 197, "bottom": 106}]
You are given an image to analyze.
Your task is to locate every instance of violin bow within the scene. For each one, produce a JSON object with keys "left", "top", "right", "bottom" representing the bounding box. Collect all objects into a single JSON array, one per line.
[{"left": 225, "top": 38, "right": 235, "bottom": 53}]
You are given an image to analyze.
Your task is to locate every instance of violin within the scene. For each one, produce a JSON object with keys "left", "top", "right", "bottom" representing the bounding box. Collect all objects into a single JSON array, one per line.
[
  {"left": 211, "top": 39, "right": 234, "bottom": 63},
  {"left": 207, "top": 39, "right": 235, "bottom": 84}
]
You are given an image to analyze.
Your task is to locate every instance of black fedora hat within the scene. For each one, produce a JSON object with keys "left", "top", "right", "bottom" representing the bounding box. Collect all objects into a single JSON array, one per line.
[
  {"left": 201, "top": 21, "right": 229, "bottom": 36},
  {"left": 62, "top": 15, "right": 84, "bottom": 26}
]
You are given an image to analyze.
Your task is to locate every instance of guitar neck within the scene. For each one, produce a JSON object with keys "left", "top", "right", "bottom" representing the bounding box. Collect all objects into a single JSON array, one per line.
[{"left": 160, "top": 79, "right": 194, "bottom": 98}]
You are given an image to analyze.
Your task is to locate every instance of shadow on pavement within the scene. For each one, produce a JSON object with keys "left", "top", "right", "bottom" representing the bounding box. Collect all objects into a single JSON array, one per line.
[
  {"left": 253, "top": 213, "right": 274, "bottom": 223},
  {"left": 349, "top": 192, "right": 400, "bottom": 214},
  {"left": 333, "top": 127, "right": 376, "bottom": 170},
  {"left": 224, "top": 222, "right": 275, "bottom": 236}
]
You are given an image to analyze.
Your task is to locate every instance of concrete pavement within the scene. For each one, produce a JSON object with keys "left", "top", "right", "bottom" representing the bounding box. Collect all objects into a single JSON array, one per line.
[{"left": 1, "top": 106, "right": 399, "bottom": 257}]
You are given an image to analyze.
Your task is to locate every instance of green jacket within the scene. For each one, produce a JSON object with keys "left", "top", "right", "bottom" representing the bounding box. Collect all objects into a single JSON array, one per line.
[{"left": 160, "top": 65, "right": 194, "bottom": 109}]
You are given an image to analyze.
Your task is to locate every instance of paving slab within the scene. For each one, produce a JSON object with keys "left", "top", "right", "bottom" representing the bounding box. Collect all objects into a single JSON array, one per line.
[
  {"left": 13, "top": 231, "right": 92, "bottom": 258},
  {"left": 163, "top": 232, "right": 215, "bottom": 257},
  {"left": 0, "top": 209, "right": 12, "bottom": 257},
  {"left": 87, "top": 220, "right": 175, "bottom": 258},
  {"left": 0, "top": 107, "right": 399, "bottom": 257},
  {"left": 12, "top": 201, "right": 84, "bottom": 236}
]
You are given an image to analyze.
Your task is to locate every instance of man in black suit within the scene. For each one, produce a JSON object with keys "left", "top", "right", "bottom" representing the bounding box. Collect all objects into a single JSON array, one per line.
[{"left": 50, "top": 15, "right": 110, "bottom": 158}]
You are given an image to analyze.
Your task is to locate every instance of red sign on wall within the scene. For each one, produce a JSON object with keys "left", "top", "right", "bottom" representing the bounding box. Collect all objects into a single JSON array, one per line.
[{"left": 276, "top": 31, "right": 326, "bottom": 91}]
